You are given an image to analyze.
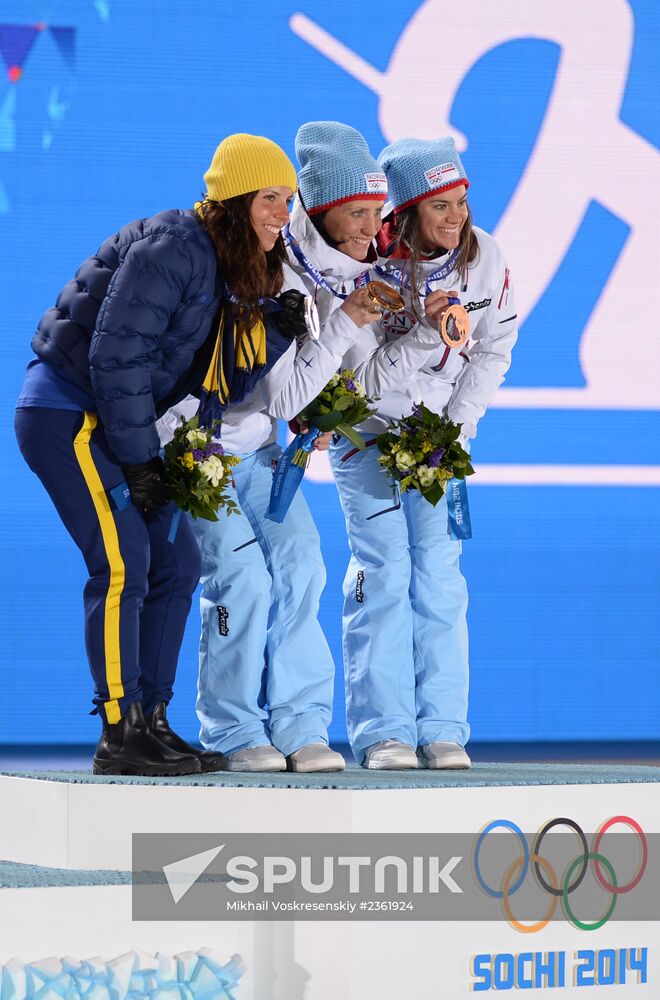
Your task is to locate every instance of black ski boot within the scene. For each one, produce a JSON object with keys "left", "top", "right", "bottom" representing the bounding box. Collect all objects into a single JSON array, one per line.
[
  {"left": 148, "top": 701, "right": 228, "bottom": 773},
  {"left": 93, "top": 702, "right": 201, "bottom": 776}
]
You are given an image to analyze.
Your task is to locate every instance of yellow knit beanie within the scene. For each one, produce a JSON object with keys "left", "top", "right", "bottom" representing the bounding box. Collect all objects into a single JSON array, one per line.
[{"left": 204, "top": 133, "right": 297, "bottom": 202}]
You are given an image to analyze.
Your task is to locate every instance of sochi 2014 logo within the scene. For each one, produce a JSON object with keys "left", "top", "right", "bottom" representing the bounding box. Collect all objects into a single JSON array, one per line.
[{"left": 472, "top": 815, "right": 647, "bottom": 932}]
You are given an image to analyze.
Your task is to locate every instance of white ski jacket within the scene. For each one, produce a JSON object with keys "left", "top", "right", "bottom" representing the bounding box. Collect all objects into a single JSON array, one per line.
[{"left": 344, "top": 226, "right": 518, "bottom": 442}]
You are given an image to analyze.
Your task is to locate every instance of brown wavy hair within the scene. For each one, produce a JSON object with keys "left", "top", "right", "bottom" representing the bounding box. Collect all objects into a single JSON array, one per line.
[
  {"left": 395, "top": 202, "right": 479, "bottom": 320},
  {"left": 197, "top": 194, "right": 287, "bottom": 313}
]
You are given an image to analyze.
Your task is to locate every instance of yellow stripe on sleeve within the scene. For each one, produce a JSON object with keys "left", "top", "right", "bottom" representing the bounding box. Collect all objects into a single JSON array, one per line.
[{"left": 73, "top": 412, "right": 126, "bottom": 724}]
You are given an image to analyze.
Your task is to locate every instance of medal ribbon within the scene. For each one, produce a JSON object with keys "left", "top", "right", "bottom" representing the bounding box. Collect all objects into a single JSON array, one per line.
[
  {"left": 266, "top": 428, "right": 322, "bottom": 523},
  {"left": 221, "top": 279, "right": 265, "bottom": 308},
  {"left": 284, "top": 226, "right": 369, "bottom": 298},
  {"left": 375, "top": 247, "right": 460, "bottom": 296},
  {"left": 446, "top": 478, "right": 472, "bottom": 541}
]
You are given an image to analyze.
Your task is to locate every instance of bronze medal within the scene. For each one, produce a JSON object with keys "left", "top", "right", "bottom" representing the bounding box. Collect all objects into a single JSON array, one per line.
[
  {"left": 367, "top": 280, "right": 405, "bottom": 313},
  {"left": 440, "top": 303, "right": 470, "bottom": 348}
]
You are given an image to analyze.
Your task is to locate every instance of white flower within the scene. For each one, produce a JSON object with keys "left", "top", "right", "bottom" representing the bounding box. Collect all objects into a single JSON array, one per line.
[
  {"left": 417, "top": 464, "right": 435, "bottom": 487},
  {"left": 395, "top": 450, "right": 415, "bottom": 471},
  {"left": 186, "top": 429, "right": 207, "bottom": 448},
  {"left": 199, "top": 455, "right": 226, "bottom": 487}
]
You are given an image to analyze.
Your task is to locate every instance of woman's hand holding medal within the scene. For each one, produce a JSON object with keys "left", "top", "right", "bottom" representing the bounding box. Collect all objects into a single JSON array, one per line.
[
  {"left": 340, "top": 286, "right": 385, "bottom": 327},
  {"left": 425, "top": 288, "right": 470, "bottom": 348},
  {"left": 340, "top": 281, "right": 405, "bottom": 327},
  {"left": 342, "top": 281, "right": 469, "bottom": 347},
  {"left": 366, "top": 280, "right": 405, "bottom": 314}
]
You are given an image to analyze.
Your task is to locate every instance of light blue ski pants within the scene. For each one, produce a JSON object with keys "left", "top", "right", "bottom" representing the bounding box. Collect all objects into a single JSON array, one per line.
[
  {"left": 329, "top": 434, "right": 470, "bottom": 762},
  {"left": 192, "top": 442, "right": 334, "bottom": 756}
]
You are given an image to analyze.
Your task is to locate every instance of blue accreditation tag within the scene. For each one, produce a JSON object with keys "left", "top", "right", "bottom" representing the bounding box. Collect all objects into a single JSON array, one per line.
[{"left": 446, "top": 478, "right": 472, "bottom": 540}]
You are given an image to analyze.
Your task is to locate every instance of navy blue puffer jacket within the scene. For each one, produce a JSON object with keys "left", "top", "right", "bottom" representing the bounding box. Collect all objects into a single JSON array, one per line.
[{"left": 32, "top": 209, "right": 219, "bottom": 465}]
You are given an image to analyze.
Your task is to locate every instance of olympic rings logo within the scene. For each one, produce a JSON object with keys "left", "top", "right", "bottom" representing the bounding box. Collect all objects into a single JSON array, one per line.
[{"left": 472, "top": 815, "right": 647, "bottom": 933}]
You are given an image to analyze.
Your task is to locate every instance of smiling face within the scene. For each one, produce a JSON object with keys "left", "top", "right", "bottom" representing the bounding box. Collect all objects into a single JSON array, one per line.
[
  {"left": 416, "top": 184, "right": 469, "bottom": 252},
  {"left": 249, "top": 186, "right": 294, "bottom": 251},
  {"left": 320, "top": 200, "right": 385, "bottom": 260}
]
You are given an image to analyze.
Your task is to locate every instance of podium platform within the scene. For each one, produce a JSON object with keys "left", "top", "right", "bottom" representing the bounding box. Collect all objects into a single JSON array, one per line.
[
  {"left": 1, "top": 764, "right": 659, "bottom": 999},
  {"left": 1, "top": 762, "right": 659, "bottom": 870}
]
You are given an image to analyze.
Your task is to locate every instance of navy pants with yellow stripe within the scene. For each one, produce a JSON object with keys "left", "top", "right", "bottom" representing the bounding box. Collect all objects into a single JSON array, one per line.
[{"left": 15, "top": 407, "right": 202, "bottom": 724}]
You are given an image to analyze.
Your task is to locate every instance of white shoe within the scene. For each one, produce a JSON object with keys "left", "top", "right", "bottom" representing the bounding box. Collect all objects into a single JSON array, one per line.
[
  {"left": 226, "top": 745, "right": 287, "bottom": 772},
  {"left": 417, "top": 742, "right": 471, "bottom": 769},
  {"left": 287, "top": 743, "right": 346, "bottom": 773},
  {"left": 363, "top": 740, "right": 418, "bottom": 770}
]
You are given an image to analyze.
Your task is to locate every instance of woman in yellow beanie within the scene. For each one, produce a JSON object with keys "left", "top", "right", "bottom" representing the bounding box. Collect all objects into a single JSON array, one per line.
[
  {"left": 16, "top": 132, "right": 304, "bottom": 776},
  {"left": 194, "top": 133, "right": 303, "bottom": 424}
]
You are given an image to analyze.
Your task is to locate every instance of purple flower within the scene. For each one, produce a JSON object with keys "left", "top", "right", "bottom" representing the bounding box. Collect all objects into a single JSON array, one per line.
[
  {"left": 428, "top": 448, "right": 445, "bottom": 468},
  {"left": 206, "top": 442, "right": 225, "bottom": 457},
  {"left": 192, "top": 449, "right": 205, "bottom": 462},
  {"left": 411, "top": 402, "right": 423, "bottom": 417},
  {"left": 344, "top": 378, "right": 357, "bottom": 393}
]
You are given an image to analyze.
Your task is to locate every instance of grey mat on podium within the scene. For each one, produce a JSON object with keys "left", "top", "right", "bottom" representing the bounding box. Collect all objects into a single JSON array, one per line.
[{"left": 1, "top": 762, "right": 659, "bottom": 789}]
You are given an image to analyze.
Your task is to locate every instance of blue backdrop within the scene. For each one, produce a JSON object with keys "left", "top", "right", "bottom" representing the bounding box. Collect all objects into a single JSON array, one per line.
[{"left": 1, "top": 0, "right": 658, "bottom": 744}]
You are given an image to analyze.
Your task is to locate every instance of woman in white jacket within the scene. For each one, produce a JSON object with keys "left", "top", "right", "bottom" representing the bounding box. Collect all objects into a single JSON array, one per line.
[
  {"left": 163, "top": 122, "right": 387, "bottom": 772},
  {"left": 330, "top": 137, "right": 519, "bottom": 770}
]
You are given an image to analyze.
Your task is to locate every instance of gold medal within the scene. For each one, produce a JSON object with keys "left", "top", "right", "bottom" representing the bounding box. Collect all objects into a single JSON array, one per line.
[
  {"left": 440, "top": 301, "right": 470, "bottom": 348},
  {"left": 366, "top": 280, "right": 405, "bottom": 313}
]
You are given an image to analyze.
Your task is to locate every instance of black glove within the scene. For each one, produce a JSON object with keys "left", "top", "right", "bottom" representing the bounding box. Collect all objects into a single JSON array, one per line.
[
  {"left": 122, "top": 457, "right": 169, "bottom": 512},
  {"left": 271, "top": 290, "right": 319, "bottom": 341}
]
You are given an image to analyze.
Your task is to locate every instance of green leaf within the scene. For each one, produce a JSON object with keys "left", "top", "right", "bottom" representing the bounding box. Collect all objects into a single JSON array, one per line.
[
  {"left": 376, "top": 432, "right": 396, "bottom": 451},
  {"left": 336, "top": 424, "right": 366, "bottom": 449},
  {"left": 423, "top": 483, "right": 444, "bottom": 507},
  {"left": 334, "top": 394, "right": 355, "bottom": 412},
  {"left": 312, "top": 412, "right": 344, "bottom": 431}
]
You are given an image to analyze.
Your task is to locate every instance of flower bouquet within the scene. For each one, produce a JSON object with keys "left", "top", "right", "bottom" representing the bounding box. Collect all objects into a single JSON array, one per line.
[
  {"left": 163, "top": 416, "right": 240, "bottom": 521},
  {"left": 298, "top": 369, "right": 376, "bottom": 451},
  {"left": 376, "top": 402, "right": 474, "bottom": 507},
  {"left": 266, "top": 370, "right": 377, "bottom": 523}
]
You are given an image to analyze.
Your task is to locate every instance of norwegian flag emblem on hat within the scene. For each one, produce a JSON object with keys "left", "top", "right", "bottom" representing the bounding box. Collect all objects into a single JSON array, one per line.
[{"left": 425, "top": 162, "right": 461, "bottom": 188}]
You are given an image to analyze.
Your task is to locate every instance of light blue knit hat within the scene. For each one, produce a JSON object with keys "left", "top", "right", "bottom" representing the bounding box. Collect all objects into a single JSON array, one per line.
[
  {"left": 378, "top": 137, "right": 469, "bottom": 212},
  {"left": 295, "top": 121, "right": 388, "bottom": 215}
]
